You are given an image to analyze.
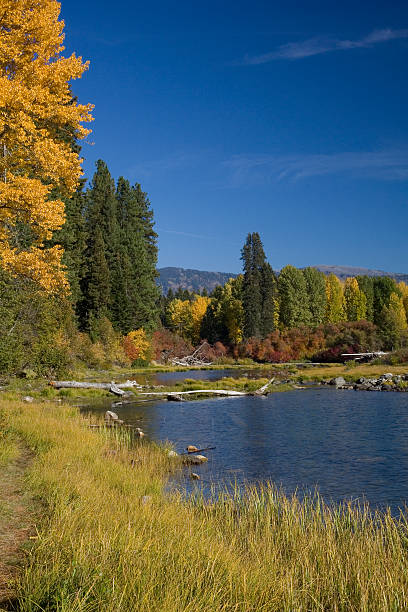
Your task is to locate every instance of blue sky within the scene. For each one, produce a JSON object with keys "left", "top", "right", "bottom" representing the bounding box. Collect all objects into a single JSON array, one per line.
[{"left": 61, "top": 0, "right": 408, "bottom": 273}]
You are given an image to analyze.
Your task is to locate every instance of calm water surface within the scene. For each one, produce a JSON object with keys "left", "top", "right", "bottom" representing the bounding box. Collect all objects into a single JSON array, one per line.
[
  {"left": 118, "top": 367, "right": 277, "bottom": 386},
  {"left": 81, "top": 380, "right": 408, "bottom": 514}
]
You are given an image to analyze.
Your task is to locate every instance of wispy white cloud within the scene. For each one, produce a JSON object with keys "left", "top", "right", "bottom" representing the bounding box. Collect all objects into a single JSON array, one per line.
[
  {"left": 222, "top": 150, "right": 408, "bottom": 186},
  {"left": 242, "top": 28, "right": 408, "bottom": 65}
]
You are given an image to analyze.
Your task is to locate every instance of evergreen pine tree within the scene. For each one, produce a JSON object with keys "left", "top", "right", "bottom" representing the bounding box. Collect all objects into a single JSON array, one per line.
[
  {"left": 260, "top": 262, "right": 278, "bottom": 337},
  {"left": 49, "top": 180, "right": 87, "bottom": 315},
  {"left": 241, "top": 233, "right": 264, "bottom": 338},
  {"left": 84, "top": 225, "right": 110, "bottom": 334},
  {"left": 113, "top": 180, "right": 159, "bottom": 333},
  {"left": 81, "top": 160, "right": 119, "bottom": 331}
]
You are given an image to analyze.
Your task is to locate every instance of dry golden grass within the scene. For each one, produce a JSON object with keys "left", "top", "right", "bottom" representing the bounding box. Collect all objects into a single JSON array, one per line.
[
  {"left": 298, "top": 362, "right": 408, "bottom": 381},
  {"left": 2, "top": 399, "right": 408, "bottom": 610}
]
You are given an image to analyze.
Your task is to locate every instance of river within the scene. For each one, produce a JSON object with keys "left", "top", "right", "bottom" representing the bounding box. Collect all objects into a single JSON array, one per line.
[{"left": 80, "top": 369, "right": 408, "bottom": 514}]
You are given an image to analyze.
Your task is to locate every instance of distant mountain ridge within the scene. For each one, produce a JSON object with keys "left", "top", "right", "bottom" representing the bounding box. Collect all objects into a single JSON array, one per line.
[
  {"left": 312, "top": 265, "right": 408, "bottom": 283},
  {"left": 158, "top": 267, "right": 237, "bottom": 294},
  {"left": 158, "top": 265, "right": 408, "bottom": 294}
]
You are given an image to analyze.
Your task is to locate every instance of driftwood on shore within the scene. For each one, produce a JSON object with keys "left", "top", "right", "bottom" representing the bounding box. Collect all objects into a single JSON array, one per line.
[
  {"left": 50, "top": 376, "right": 277, "bottom": 400},
  {"left": 139, "top": 378, "right": 276, "bottom": 400},
  {"left": 140, "top": 389, "right": 247, "bottom": 398},
  {"left": 170, "top": 342, "right": 213, "bottom": 367},
  {"left": 50, "top": 380, "right": 141, "bottom": 396}
]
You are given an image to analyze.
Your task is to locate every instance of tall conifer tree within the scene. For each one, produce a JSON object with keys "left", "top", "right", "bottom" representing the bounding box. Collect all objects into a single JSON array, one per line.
[
  {"left": 112, "top": 178, "right": 160, "bottom": 333},
  {"left": 241, "top": 233, "right": 264, "bottom": 338},
  {"left": 82, "top": 160, "right": 119, "bottom": 332},
  {"left": 260, "top": 262, "right": 278, "bottom": 337},
  {"left": 51, "top": 180, "right": 87, "bottom": 312}
]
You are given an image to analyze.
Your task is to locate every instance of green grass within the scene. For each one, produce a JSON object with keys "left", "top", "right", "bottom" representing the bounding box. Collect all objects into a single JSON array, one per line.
[
  {"left": 0, "top": 423, "right": 19, "bottom": 467},
  {"left": 295, "top": 362, "right": 408, "bottom": 382},
  {"left": 2, "top": 399, "right": 408, "bottom": 609},
  {"left": 0, "top": 373, "right": 295, "bottom": 403}
]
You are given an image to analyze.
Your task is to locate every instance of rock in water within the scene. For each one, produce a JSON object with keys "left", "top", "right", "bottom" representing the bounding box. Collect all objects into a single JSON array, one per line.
[
  {"left": 329, "top": 377, "right": 346, "bottom": 388},
  {"left": 183, "top": 454, "right": 208, "bottom": 465},
  {"left": 186, "top": 445, "right": 198, "bottom": 453},
  {"left": 105, "top": 410, "right": 119, "bottom": 421},
  {"left": 195, "top": 455, "right": 208, "bottom": 463},
  {"left": 190, "top": 473, "right": 200, "bottom": 480}
]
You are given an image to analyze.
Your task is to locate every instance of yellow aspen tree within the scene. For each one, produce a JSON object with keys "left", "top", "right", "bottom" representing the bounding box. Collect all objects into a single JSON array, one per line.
[
  {"left": 190, "top": 295, "right": 211, "bottom": 344},
  {"left": 344, "top": 277, "right": 367, "bottom": 321},
  {"left": 325, "top": 274, "right": 345, "bottom": 323},
  {"left": 387, "top": 293, "right": 407, "bottom": 330},
  {"left": 0, "top": 0, "right": 93, "bottom": 291},
  {"left": 380, "top": 292, "right": 408, "bottom": 348},
  {"left": 168, "top": 299, "right": 193, "bottom": 340},
  {"left": 397, "top": 281, "right": 408, "bottom": 321},
  {"left": 222, "top": 279, "right": 244, "bottom": 344}
]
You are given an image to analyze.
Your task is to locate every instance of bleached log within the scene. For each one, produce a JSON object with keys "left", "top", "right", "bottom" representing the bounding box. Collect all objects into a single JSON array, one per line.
[
  {"left": 139, "top": 377, "right": 280, "bottom": 399},
  {"left": 50, "top": 380, "right": 141, "bottom": 396},
  {"left": 253, "top": 378, "right": 275, "bottom": 395},
  {"left": 139, "top": 389, "right": 246, "bottom": 398}
]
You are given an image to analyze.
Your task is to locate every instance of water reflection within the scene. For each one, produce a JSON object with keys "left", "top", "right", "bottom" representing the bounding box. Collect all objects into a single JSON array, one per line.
[
  {"left": 115, "top": 367, "right": 280, "bottom": 387},
  {"left": 81, "top": 388, "right": 408, "bottom": 514}
]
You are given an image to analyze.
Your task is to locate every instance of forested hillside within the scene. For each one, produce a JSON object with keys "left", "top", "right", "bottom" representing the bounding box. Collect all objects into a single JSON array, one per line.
[{"left": 158, "top": 267, "right": 237, "bottom": 294}]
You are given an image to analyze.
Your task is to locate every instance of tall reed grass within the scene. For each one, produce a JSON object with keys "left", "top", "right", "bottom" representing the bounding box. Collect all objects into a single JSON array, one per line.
[{"left": 2, "top": 399, "right": 408, "bottom": 610}]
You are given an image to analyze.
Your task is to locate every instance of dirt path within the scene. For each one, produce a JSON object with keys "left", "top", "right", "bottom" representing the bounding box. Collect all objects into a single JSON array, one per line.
[{"left": 0, "top": 445, "right": 36, "bottom": 610}]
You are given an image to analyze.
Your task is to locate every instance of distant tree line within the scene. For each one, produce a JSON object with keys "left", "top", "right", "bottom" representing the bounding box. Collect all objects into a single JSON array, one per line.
[{"left": 160, "top": 233, "right": 408, "bottom": 356}]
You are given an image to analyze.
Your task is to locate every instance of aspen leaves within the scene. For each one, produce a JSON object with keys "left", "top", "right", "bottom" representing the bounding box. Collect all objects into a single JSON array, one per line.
[{"left": 0, "top": 0, "right": 93, "bottom": 290}]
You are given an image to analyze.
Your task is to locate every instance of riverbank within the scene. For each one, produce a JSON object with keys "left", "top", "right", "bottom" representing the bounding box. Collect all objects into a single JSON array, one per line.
[
  {"left": 2, "top": 398, "right": 408, "bottom": 610},
  {"left": 0, "top": 372, "right": 295, "bottom": 402},
  {"left": 3, "top": 359, "right": 408, "bottom": 402}
]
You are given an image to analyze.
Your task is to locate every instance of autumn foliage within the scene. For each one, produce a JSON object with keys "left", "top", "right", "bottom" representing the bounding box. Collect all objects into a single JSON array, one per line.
[
  {"left": 233, "top": 321, "right": 380, "bottom": 363},
  {"left": 0, "top": 0, "right": 93, "bottom": 291},
  {"left": 123, "top": 329, "right": 151, "bottom": 363}
]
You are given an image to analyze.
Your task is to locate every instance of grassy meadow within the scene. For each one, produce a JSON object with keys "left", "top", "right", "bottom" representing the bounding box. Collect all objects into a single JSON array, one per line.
[{"left": 1, "top": 398, "right": 408, "bottom": 610}]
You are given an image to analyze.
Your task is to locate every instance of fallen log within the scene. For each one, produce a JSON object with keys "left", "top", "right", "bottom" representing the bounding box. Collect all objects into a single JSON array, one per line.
[
  {"left": 138, "top": 378, "right": 278, "bottom": 399},
  {"left": 170, "top": 342, "right": 213, "bottom": 367},
  {"left": 139, "top": 389, "right": 247, "bottom": 398},
  {"left": 181, "top": 446, "right": 216, "bottom": 455},
  {"left": 50, "top": 380, "right": 141, "bottom": 397},
  {"left": 253, "top": 378, "right": 275, "bottom": 395}
]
